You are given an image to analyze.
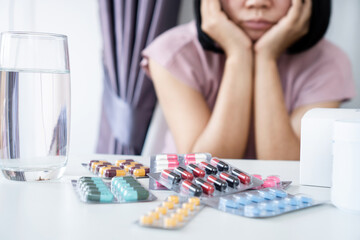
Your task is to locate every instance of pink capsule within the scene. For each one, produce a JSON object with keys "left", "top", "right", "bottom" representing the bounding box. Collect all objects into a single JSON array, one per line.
[
  {"left": 184, "top": 153, "right": 209, "bottom": 165},
  {"left": 155, "top": 154, "right": 178, "bottom": 161},
  {"left": 155, "top": 159, "right": 179, "bottom": 169}
]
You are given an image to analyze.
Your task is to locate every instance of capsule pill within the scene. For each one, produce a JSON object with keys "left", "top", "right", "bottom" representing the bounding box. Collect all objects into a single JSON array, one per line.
[
  {"left": 184, "top": 153, "right": 210, "bottom": 165},
  {"left": 155, "top": 159, "right": 179, "bottom": 169},
  {"left": 194, "top": 178, "right": 215, "bottom": 195},
  {"left": 119, "top": 160, "right": 135, "bottom": 169},
  {"left": 161, "top": 169, "right": 181, "bottom": 184},
  {"left": 104, "top": 168, "right": 126, "bottom": 178},
  {"left": 207, "top": 175, "right": 227, "bottom": 192},
  {"left": 199, "top": 162, "right": 218, "bottom": 175},
  {"left": 155, "top": 154, "right": 178, "bottom": 161},
  {"left": 210, "top": 157, "right": 229, "bottom": 172},
  {"left": 95, "top": 163, "right": 111, "bottom": 174},
  {"left": 115, "top": 159, "right": 134, "bottom": 167},
  {"left": 133, "top": 167, "right": 150, "bottom": 177},
  {"left": 174, "top": 167, "right": 194, "bottom": 181},
  {"left": 219, "top": 172, "right": 240, "bottom": 188},
  {"left": 187, "top": 164, "right": 205, "bottom": 178},
  {"left": 181, "top": 180, "right": 202, "bottom": 197},
  {"left": 231, "top": 169, "right": 251, "bottom": 184}
]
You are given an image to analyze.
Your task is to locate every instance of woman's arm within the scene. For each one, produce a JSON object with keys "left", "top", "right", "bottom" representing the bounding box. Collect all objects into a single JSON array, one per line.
[
  {"left": 254, "top": 55, "right": 339, "bottom": 160},
  {"left": 149, "top": 0, "right": 253, "bottom": 158},
  {"left": 149, "top": 51, "right": 253, "bottom": 158},
  {"left": 254, "top": 0, "right": 339, "bottom": 160}
]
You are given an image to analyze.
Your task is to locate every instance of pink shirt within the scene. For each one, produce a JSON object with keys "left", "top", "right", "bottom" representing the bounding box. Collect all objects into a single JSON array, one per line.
[{"left": 141, "top": 21, "right": 356, "bottom": 159}]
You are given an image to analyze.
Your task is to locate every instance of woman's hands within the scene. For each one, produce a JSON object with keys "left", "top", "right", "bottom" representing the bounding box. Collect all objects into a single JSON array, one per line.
[
  {"left": 255, "top": 0, "right": 312, "bottom": 60},
  {"left": 201, "top": 0, "right": 252, "bottom": 57},
  {"left": 202, "top": 0, "right": 312, "bottom": 60}
]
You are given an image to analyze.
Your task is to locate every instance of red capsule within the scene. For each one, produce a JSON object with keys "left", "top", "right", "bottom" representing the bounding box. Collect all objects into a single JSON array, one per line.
[
  {"left": 174, "top": 167, "right": 194, "bottom": 181},
  {"left": 181, "top": 180, "right": 202, "bottom": 197},
  {"left": 232, "top": 169, "right": 251, "bottom": 184},
  {"left": 161, "top": 169, "right": 181, "bottom": 184},
  {"left": 199, "top": 162, "right": 218, "bottom": 175},
  {"left": 195, "top": 178, "right": 215, "bottom": 195},
  {"left": 210, "top": 157, "right": 229, "bottom": 172},
  {"left": 187, "top": 164, "right": 205, "bottom": 178},
  {"left": 207, "top": 175, "right": 227, "bottom": 192},
  {"left": 219, "top": 172, "right": 240, "bottom": 188}
]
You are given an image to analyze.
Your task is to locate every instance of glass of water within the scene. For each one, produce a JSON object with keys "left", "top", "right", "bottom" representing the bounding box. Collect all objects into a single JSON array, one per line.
[{"left": 0, "top": 32, "right": 71, "bottom": 181}]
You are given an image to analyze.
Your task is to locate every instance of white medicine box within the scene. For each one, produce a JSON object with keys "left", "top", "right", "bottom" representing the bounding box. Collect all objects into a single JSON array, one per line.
[{"left": 300, "top": 108, "right": 360, "bottom": 187}]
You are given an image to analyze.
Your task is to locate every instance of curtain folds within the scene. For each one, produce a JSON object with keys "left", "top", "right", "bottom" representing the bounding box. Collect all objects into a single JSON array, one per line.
[{"left": 97, "top": 0, "right": 181, "bottom": 155}]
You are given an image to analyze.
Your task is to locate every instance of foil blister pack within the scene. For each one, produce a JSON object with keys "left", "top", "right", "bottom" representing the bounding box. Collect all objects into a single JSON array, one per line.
[
  {"left": 204, "top": 188, "right": 323, "bottom": 218},
  {"left": 81, "top": 159, "right": 150, "bottom": 179},
  {"left": 72, "top": 176, "right": 157, "bottom": 204},
  {"left": 137, "top": 195, "right": 204, "bottom": 229},
  {"left": 148, "top": 153, "right": 264, "bottom": 198}
]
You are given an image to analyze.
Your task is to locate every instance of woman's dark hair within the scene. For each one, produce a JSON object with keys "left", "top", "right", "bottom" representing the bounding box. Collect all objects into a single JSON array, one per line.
[{"left": 194, "top": 0, "right": 331, "bottom": 54}]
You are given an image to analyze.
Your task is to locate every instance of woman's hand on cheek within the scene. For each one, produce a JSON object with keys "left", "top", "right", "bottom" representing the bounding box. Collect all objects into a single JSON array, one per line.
[
  {"left": 254, "top": 0, "right": 312, "bottom": 60},
  {"left": 201, "top": 0, "right": 252, "bottom": 57}
]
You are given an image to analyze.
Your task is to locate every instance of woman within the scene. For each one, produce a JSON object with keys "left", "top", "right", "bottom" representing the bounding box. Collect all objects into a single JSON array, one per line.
[{"left": 141, "top": 0, "right": 355, "bottom": 160}]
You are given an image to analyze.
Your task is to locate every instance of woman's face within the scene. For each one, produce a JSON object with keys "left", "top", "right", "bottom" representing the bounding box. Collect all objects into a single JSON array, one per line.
[{"left": 221, "top": 0, "right": 292, "bottom": 41}]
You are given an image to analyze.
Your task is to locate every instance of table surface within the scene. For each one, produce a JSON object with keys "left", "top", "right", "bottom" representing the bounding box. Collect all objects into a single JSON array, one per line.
[{"left": 1, "top": 154, "right": 359, "bottom": 240}]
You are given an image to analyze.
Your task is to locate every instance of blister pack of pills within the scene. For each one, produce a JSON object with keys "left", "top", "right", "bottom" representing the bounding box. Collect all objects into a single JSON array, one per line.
[
  {"left": 82, "top": 159, "right": 150, "bottom": 179},
  {"left": 149, "top": 153, "right": 212, "bottom": 190},
  {"left": 72, "top": 176, "right": 157, "bottom": 203},
  {"left": 204, "top": 188, "right": 322, "bottom": 218},
  {"left": 148, "top": 153, "right": 264, "bottom": 198},
  {"left": 137, "top": 195, "right": 204, "bottom": 229}
]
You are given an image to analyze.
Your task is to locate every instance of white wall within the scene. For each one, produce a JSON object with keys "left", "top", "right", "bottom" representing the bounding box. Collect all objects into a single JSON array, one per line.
[
  {"left": 326, "top": 0, "right": 360, "bottom": 108},
  {"left": 0, "top": 0, "right": 103, "bottom": 155}
]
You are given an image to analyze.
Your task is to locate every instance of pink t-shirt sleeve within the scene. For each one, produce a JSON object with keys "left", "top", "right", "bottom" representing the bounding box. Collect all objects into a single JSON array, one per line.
[
  {"left": 289, "top": 40, "right": 356, "bottom": 110},
  {"left": 141, "top": 23, "right": 204, "bottom": 94}
]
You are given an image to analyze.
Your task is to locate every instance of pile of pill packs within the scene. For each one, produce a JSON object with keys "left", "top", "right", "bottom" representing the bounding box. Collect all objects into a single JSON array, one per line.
[{"left": 73, "top": 153, "right": 322, "bottom": 230}]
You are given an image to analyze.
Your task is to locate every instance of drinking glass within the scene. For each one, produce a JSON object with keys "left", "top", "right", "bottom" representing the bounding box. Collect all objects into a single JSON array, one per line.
[{"left": 0, "top": 32, "right": 71, "bottom": 181}]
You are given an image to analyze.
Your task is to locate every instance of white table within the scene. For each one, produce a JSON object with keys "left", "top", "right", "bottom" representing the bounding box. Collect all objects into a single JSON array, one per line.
[{"left": 1, "top": 154, "right": 359, "bottom": 240}]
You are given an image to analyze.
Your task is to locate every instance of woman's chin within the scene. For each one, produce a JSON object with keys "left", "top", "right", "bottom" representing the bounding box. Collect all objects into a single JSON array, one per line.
[{"left": 246, "top": 31, "right": 266, "bottom": 42}]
